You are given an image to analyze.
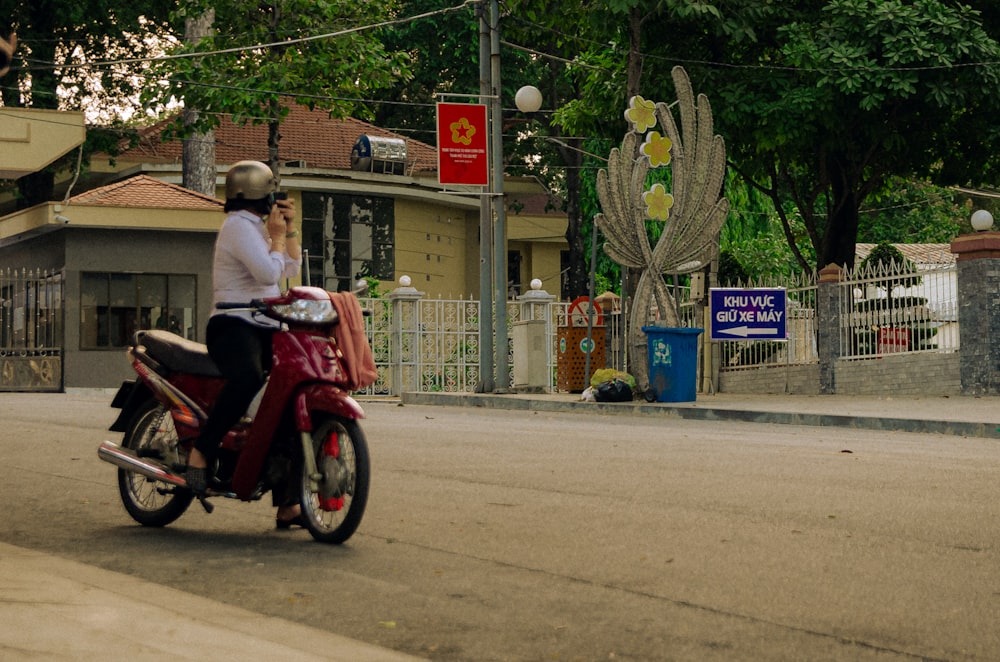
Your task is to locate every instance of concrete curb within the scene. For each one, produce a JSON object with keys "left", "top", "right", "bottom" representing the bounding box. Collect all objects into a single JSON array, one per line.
[{"left": 401, "top": 392, "right": 1000, "bottom": 439}]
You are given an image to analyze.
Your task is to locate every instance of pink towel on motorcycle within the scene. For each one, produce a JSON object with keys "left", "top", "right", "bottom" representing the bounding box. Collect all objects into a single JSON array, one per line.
[{"left": 329, "top": 292, "right": 378, "bottom": 391}]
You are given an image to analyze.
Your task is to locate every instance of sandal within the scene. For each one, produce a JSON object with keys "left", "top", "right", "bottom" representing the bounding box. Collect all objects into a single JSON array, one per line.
[{"left": 275, "top": 514, "right": 305, "bottom": 529}]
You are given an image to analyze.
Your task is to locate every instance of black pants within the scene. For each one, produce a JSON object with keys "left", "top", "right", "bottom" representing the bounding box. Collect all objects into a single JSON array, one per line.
[{"left": 195, "top": 316, "right": 274, "bottom": 460}]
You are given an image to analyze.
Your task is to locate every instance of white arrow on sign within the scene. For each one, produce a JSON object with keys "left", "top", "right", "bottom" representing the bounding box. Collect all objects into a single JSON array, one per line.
[{"left": 716, "top": 326, "right": 782, "bottom": 338}]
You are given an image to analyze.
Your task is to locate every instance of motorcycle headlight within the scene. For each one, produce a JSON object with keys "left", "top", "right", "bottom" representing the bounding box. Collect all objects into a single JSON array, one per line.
[{"left": 270, "top": 298, "right": 337, "bottom": 324}]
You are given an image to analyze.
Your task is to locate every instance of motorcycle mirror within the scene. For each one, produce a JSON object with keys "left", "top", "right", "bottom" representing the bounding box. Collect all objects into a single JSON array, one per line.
[{"left": 353, "top": 279, "right": 369, "bottom": 296}]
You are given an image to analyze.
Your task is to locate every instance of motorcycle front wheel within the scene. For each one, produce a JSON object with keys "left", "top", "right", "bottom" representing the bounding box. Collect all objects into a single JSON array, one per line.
[
  {"left": 118, "top": 400, "right": 193, "bottom": 526},
  {"left": 299, "top": 415, "right": 370, "bottom": 544}
]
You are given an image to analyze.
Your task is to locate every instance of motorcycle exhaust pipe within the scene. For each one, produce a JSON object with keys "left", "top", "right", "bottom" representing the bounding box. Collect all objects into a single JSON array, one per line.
[{"left": 98, "top": 440, "right": 187, "bottom": 488}]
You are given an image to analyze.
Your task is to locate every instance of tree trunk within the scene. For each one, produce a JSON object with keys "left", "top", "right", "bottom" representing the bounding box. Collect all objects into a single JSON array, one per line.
[
  {"left": 626, "top": 8, "right": 643, "bottom": 99},
  {"left": 267, "top": 118, "right": 282, "bottom": 178},
  {"left": 562, "top": 139, "right": 587, "bottom": 298},
  {"left": 182, "top": 11, "right": 217, "bottom": 196},
  {"left": 820, "top": 158, "right": 862, "bottom": 270},
  {"left": 624, "top": 6, "right": 645, "bottom": 345}
]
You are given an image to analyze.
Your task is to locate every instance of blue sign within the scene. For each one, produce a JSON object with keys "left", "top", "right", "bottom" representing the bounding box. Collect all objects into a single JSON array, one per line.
[{"left": 709, "top": 288, "right": 787, "bottom": 341}]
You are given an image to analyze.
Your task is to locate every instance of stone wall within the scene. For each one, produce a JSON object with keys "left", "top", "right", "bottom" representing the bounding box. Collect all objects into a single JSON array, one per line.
[
  {"left": 831, "top": 352, "right": 961, "bottom": 396},
  {"left": 718, "top": 364, "right": 820, "bottom": 395},
  {"left": 718, "top": 352, "right": 961, "bottom": 396}
]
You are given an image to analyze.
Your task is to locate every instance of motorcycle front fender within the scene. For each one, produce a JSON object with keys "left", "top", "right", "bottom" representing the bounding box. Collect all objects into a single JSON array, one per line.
[{"left": 292, "top": 383, "right": 365, "bottom": 432}]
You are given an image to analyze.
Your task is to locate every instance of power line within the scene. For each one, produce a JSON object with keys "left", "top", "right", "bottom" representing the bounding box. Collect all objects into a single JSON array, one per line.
[{"left": 14, "top": 1, "right": 477, "bottom": 73}]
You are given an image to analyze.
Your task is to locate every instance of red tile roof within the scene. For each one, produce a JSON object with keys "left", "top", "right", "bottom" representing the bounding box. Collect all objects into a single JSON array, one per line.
[
  {"left": 118, "top": 103, "right": 438, "bottom": 173},
  {"left": 69, "top": 174, "right": 223, "bottom": 210}
]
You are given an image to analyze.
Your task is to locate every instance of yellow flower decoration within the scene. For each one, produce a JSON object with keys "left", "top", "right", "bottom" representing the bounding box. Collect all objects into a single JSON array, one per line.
[
  {"left": 643, "top": 183, "right": 674, "bottom": 221},
  {"left": 450, "top": 117, "right": 476, "bottom": 145},
  {"left": 624, "top": 96, "right": 656, "bottom": 133},
  {"left": 640, "top": 131, "right": 672, "bottom": 168}
]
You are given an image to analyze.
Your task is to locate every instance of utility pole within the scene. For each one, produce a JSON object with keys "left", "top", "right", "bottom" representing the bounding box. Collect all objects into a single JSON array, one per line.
[
  {"left": 488, "top": 0, "right": 509, "bottom": 392},
  {"left": 476, "top": 1, "right": 495, "bottom": 393}
]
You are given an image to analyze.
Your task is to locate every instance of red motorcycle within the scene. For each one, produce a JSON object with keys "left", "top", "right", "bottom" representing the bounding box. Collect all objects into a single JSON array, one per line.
[{"left": 98, "top": 286, "right": 376, "bottom": 544}]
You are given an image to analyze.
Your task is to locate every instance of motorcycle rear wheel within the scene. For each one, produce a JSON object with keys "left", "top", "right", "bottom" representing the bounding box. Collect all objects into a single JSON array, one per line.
[
  {"left": 299, "top": 415, "right": 370, "bottom": 544},
  {"left": 118, "top": 400, "right": 194, "bottom": 526}
]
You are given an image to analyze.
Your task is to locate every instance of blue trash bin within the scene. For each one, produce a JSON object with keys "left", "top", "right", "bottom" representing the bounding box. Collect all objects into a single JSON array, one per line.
[{"left": 641, "top": 326, "right": 703, "bottom": 402}]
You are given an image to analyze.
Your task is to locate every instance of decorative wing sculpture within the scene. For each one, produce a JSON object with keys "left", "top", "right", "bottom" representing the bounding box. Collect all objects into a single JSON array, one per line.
[{"left": 595, "top": 66, "right": 729, "bottom": 389}]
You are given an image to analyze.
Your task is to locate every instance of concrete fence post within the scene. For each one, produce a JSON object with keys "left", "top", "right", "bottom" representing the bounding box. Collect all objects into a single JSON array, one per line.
[
  {"left": 386, "top": 276, "right": 425, "bottom": 396},
  {"left": 817, "top": 263, "right": 844, "bottom": 395},
  {"left": 951, "top": 231, "right": 1000, "bottom": 395}
]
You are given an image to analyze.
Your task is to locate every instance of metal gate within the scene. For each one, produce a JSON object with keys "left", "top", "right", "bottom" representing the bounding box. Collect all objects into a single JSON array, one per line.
[{"left": 0, "top": 268, "right": 63, "bottom": 392}]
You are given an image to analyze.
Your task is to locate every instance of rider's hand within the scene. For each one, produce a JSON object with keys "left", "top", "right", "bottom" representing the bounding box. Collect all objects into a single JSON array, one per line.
[
  {"left": 276, "top": 197, "right": 296, "bottom": 225},
  {"left": 266, "top": 207, "right": 287, "bottom": 252}
]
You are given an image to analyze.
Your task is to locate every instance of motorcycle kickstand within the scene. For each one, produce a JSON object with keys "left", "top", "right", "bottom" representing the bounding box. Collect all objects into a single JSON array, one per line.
[{"left": 196, "top": 495, "right": 214, "bottom": 513}]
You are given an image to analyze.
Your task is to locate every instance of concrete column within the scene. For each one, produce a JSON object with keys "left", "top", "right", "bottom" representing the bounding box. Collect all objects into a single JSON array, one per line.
[
  {"left": 950, "top": 231, "right": 1000, "bottom": 395},
  {"left": 514, "top": 279, "right": 556, "bottom": 392},
  {"left": 386, "top": 276, "right": 425, "bottom": 396},
  {"left": 816, "top": 264, "right": 844, "bottom": 395}
]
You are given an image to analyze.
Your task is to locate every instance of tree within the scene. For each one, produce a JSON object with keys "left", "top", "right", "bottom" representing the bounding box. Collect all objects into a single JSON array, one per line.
[
  {"left": 509, "top": 1, "right": 1000, "bottom": 284},
  {"left": 145, "top": 0, "right": 411, "bottom": 174},
  {"left": 704, "top": 0, "right": 1000, "bottom": 270},
  {"left": 370, "top": 0, "right": 480, "bottom": 145},
  {"left": 0, "top": 0, "right": 174, "bottom": 205},
  {"left": 512, "top": 0, "right": 762, "bottom": 298}
]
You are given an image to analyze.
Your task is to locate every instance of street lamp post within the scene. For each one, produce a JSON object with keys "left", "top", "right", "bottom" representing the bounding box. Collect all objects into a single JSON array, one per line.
[{"left": 478, "top": 0, "right": 543, "bottom": 393}]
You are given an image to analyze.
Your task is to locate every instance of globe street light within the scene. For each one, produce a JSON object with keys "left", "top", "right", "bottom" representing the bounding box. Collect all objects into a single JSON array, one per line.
[
  {"left": 515, "top": 85, "right": 543, "bottom": 113},
  {"left": 971, "top": 209, "right": 994, "bottom": 232}
]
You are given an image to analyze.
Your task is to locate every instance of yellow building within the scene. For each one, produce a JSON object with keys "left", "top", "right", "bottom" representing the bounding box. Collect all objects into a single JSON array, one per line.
[{"left": 0, "top": 106, "right": 568, "bottom": 388}]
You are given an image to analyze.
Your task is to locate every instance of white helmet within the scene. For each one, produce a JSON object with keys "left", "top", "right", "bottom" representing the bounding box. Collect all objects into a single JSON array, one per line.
[{"left": 225, "top": 161, "right": 276, "bottom": 202}]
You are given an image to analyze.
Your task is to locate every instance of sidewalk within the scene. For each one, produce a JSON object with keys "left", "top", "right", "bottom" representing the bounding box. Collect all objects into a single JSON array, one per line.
[
  {"left": 4, "top": 389, "right": 999, "bottom": 661},
  {"left": 0, "top": 542, "right": 423, "bottom": 661}
]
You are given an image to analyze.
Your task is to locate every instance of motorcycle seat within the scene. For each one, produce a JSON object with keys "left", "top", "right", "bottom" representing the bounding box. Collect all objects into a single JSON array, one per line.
[{"left": 135, "top": 330, "right": 222, "bottom": 377}]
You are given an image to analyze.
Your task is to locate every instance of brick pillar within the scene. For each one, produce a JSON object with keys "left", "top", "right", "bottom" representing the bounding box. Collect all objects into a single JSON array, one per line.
[
  {"left": 950, "top": 232, "right": 1000, "bottom": 395},
  {"left": 816, "top": 264, "right": 844, "bottom": 395}
]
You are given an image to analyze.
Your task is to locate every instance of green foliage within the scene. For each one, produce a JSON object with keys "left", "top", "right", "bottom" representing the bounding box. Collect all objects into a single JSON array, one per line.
[
  {"left": 706, "top": 0, "right": 1000, "bottom": 268},
  {"left": 859, "top": 241, "right": 910, "bottom": 270},
  {"left": 859, "top": 178, "right": 965, "bottom": 243},
  {"left": 144, "top": 0, "right": 411, "bottom": 148},
  {"left": 1, "top": 1, "right": 175, "bottom": 112},
  {"left": 859, "top": 241, "right": 921, "bottom": 288},
  {"left": 717, "top": 251, "right": 748, "bottom": 287},
  {"left": 370, "top": 0, "right": 479, "bottom": 144}
]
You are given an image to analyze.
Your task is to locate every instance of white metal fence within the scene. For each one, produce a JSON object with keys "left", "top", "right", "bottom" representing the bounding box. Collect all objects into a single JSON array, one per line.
[
  {"left": 837, "top": 259, "right": 958, "bottom": 359},
  {"left": 716, "top": 271, "right": 819, "bottom": 371},
  {"left": 357, "top": 295, "right": 570, "bottom": 396},
  {"left": 355, "top": 285, "right": 699, "bottom": 396},
  {"left": 715, "top": 259, "right": 958, "bottom": 373}
]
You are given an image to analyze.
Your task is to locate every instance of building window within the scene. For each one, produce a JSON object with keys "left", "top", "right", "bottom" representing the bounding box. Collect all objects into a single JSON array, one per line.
[
  {"left": 80, "top": 273, "right": 196, "bottom": 349},
  {"left": 301, "top": 192, "right": 394, "bottom": 291},
  {"left": 508, "top": 250, "right": 523, "bottom": 297}
]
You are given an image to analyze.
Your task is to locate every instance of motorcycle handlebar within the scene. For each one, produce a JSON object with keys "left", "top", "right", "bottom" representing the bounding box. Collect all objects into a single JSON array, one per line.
[{"left": 216, "top": 300, "right": 263, "bottom": 310}]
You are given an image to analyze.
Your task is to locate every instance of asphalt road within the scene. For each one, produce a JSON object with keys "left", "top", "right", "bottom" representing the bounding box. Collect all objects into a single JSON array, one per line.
[{"left": 2, "top": 392, "right": 999, "bottom": 661}]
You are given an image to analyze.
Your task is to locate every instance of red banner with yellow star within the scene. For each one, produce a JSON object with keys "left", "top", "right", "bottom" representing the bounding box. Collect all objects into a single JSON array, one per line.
[{"left": 436, "top": 102, "right": 489, "bottom": 186}]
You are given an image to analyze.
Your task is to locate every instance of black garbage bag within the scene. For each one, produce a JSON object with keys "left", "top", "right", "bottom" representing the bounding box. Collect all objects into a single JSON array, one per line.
[{"left": 594, "top": 379, "right": 634, "bottom": 402}]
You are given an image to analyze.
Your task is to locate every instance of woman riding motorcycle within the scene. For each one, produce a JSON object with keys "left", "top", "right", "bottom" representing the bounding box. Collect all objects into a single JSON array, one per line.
[{"left": 185, "top": 160, "right": 303, "bottom": 527}]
